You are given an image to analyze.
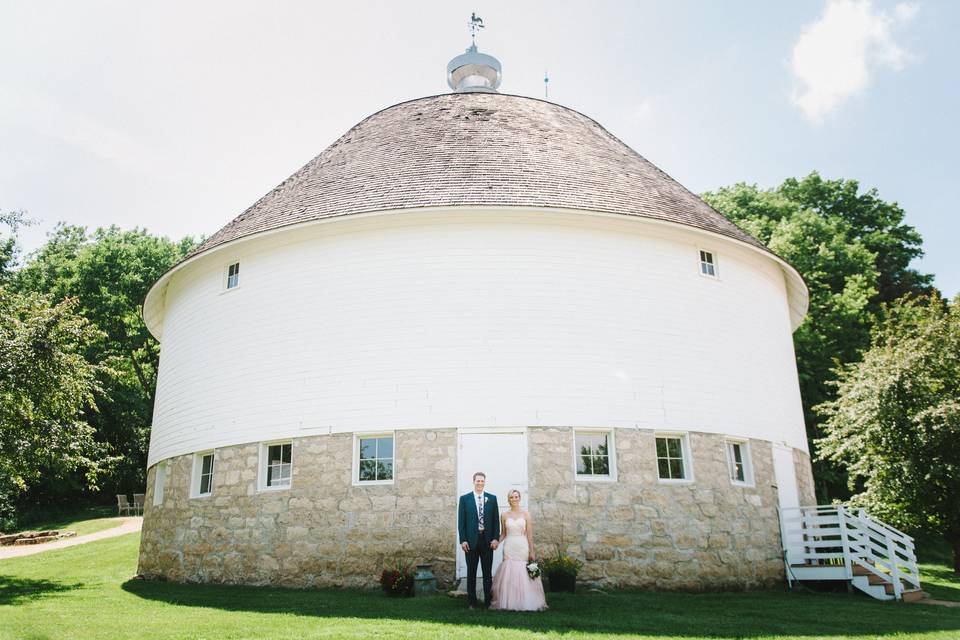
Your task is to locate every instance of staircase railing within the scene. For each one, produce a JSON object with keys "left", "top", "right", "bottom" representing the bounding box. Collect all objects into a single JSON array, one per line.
[{"left": 779, "top": 504, "right": 920, "bottom": 600}]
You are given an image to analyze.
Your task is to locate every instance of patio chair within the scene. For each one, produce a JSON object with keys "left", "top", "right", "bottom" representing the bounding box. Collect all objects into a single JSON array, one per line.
[
  {"left": 132, "top": 493, "right": 145, "bottom": 516},
  {"left": 116, "top": 494, "right": 133, "bottom": 516}
]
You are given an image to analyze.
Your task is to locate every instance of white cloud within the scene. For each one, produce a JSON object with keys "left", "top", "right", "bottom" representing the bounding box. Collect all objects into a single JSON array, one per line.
[{"left": 790, "top": 0, "right": 918, "bottom": 122}]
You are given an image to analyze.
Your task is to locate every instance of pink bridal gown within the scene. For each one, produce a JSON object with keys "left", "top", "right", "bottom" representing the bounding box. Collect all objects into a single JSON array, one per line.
[{"left": 490, "top": 515, "right": 548, "bottom": 611}]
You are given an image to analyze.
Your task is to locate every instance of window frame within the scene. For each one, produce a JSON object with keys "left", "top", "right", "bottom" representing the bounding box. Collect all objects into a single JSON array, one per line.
[
  {"left": 191, "top": 451, "right": 215, "bottom": 498},
  {"left": 352, "top": 432, "right": 395, "bottom": 486},
  {"left": 698, "top": 248, "right": 719, "bottom": 279},
  {"left": 152, "top": 461, "right": 168, "bottom": 506},
  {"left": 258, "top": 441, "right": 294, "bottom": 492},
  {"left": 573, "top": 429, "right": 617, "bottom": 482},
  {"left": 223, "top": 260, "right": 241, "bottom": 292},
  {"left": 724, "top": 438, "right": 754, "bottom": 487},
  {"left": 654, "top": 432, "right": 694, "bottom": 484}
]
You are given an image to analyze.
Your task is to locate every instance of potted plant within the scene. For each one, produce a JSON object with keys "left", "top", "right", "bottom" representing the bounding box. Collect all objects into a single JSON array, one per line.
[
  {"left": 540, "top": 552, "right": 583, "bottom": 593},
  {"left": 379, "top": 563, "right": 414, "bottom": 597}
]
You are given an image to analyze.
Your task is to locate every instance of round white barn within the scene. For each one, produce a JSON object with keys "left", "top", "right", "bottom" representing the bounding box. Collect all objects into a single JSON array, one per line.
[{"left": 138, "top": 44, "right": 812, "bottom": 590}]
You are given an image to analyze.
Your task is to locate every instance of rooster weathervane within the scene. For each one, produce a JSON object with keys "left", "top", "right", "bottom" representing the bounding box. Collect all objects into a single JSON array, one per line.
[{"left": 469, "top": 13, "right": 484, "bottom": 47}]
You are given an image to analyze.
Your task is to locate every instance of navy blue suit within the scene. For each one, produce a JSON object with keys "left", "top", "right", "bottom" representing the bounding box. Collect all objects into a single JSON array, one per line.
[{"left": 458, "top": 491, "right": 500, "bottom": 606}]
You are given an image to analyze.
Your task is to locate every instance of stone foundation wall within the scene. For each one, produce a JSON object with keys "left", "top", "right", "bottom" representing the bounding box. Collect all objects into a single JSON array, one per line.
[
  {"left": 138, "top": 429, "right": 458, "bottom": 587},
  {"left": 140, "top": 428, "right": 807, "bottom": 590},
  {"left": 529, "top": 429, "right": 783, "bottom": 590}
]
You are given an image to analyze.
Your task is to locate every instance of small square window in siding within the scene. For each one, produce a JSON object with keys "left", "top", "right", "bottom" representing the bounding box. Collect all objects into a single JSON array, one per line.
[
  {"left": 699, "top": 250, "right": 717, "bottom": 277},
  {"left": 226, "top": 262, "right": 240, "bottom": 289}
]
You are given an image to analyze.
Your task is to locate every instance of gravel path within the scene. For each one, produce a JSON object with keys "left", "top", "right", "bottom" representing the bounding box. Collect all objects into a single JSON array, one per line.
[{"left": 0, "top": 517, "right": 142, "bottom": 560}]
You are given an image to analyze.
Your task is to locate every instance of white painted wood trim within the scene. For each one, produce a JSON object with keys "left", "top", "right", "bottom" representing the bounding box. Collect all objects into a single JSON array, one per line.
[
  {"left": 572, "top": 428, "right": 618, "bottom": 482},
  {"left": 257, "top": 440, "right": 294, "bottom": 492},
  {"left": 352, "top": 432, "right": 395, "bottom": 486}
]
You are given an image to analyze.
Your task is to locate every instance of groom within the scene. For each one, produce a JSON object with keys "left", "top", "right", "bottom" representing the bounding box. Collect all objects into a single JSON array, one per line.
[{"left": 458, "top": 471, "right": 500, "bottom": 609}]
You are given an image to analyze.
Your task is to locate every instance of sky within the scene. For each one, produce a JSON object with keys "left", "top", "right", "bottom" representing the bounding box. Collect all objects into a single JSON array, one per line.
[{"left": 2, "top": 0, "right": 958, "bottom": 297}]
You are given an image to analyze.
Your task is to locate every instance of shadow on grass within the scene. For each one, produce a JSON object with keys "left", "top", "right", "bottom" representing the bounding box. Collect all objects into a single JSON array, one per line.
[
  {"left": 15, "top": 505, "right": 115, "bottom": 533},
  {"left": 0, "top": 575, "right": 85, "bottom": 606},
  {"left": 122, "top": 579, "right": 960, "bottom": 638},
  {"left": 920, "top": 564, "right": 960, "bottom": 602}
]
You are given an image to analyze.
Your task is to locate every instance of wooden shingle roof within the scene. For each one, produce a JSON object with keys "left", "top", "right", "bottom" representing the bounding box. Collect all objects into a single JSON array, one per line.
[{"left": 187, "top": 92, "right": 769, "bottom": 259}]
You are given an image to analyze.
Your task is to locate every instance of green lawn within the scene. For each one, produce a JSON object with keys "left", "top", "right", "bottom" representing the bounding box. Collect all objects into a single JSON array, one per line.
[
  {"left": 1, "top": 532, "right": 959, "bottom": 640},
  {"left": 13, "top": 505, "right": 127, "bottom": 537}
]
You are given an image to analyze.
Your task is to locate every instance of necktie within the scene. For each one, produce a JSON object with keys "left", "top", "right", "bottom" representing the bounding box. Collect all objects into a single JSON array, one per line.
[{"left": 478, "top": 495, "right": 484, "bottom": 531}]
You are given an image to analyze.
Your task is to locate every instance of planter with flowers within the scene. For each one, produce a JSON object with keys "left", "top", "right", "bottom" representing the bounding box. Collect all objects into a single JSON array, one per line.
[
  {"left": 540, "top": 552, "right": 583, "bottom": 593},
  {"left": 379, "top": 563, "right": 414, "bottom": 597}
]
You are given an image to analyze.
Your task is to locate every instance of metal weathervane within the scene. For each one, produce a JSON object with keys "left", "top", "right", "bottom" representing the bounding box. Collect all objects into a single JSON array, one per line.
[{"left": 469, "top": 12, "right": 484, "bottom": 46}]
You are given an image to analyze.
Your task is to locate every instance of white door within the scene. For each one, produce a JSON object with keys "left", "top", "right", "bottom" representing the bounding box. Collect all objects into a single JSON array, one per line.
[
  {"left": 456, "top": 429, "right": 528, "bottom": 580},
  {"left": 772, "top": 443, "right": 804, "bottom": 563}
]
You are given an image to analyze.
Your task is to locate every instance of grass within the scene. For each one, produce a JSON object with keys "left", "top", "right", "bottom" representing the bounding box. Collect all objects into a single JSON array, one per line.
[
  {"left": 12, "top": 505, "right": 127, "bottom": 537},
  {"left": 916, "top": 534, "right": 960, "bottom": 602},
  {"left": 0, "top": 532, "right": 959, "bottom": 639}
]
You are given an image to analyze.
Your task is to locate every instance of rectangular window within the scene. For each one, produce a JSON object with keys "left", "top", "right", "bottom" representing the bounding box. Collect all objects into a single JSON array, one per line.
[
  {"left": 726, "top": 440, "right": 753, "bottom": 485},
  {"left": 153, "top": 462, "right": 167, "bottom": 506},
  {"left": 575, "top": 431, "right": 614, "bottom": 479},
  {"left": 226, "top": 262, "right": 240, "bottom": 289},
  {"left": 656, "top": 435, "right": 690, "bottom": 481},
  {"left": 264, "top": 443, "right": 292, "bottom": 489},
  {"left": 699, "top": 250, "right": 717, "bottom": 277},
  {"left": 356, "top": 435, "right": 394, "bottom": 484},
  {"left": 192, "top": 452, "right": 215, "bottom": 497}
]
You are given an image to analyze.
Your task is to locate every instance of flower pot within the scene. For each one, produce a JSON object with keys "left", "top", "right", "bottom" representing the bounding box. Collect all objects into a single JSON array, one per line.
[{"left": 546, "top": 571, "right": 576, "bottom": 593}]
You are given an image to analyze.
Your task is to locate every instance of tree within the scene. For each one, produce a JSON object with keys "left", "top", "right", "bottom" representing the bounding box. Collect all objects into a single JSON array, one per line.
[
  {"left": 816, "top": 296, "right": 960, "bottom": 572},
  {"left": 0, "top": 288, "right": 112, "bottom": 530},
  {"left": 14, "top": 226, "right": 194, "bottom": 496},
  {"left": 777, "top": 174, "right": 935, "bottom": 305}
]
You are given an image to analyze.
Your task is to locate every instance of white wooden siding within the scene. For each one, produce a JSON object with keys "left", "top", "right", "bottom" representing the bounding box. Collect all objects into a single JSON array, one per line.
[{"left": 147, "top": 209, "right": 807, "bottom": 466}]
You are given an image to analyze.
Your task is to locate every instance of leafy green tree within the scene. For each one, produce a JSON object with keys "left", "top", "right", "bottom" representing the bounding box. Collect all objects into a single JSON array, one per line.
[
  {"left": 816, "top": 296, "right": 960, "bottom": 572},
  {"left": 0, "top": 288, "right": 113, "bottom": 530},
  {"left": 777, "top": 174, "right": 935, "bottom": 305},
  {"left": 14, "top": 226, "right": 194, "bottom": 495}
]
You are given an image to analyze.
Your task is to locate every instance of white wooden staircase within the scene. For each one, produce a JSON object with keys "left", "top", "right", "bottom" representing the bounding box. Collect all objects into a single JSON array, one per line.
[{"left": 779, "top": 505, "right": 924, "bottom": 602}]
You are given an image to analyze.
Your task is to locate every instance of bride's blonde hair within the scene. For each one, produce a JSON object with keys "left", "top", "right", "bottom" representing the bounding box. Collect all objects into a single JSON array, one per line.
[{"left": 508, "top": 489, "right": 521, "bottom": 501}]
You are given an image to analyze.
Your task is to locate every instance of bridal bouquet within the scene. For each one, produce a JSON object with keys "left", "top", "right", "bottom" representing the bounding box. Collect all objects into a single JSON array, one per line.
[{"left": 526, "top": 561, "right": 541, "bottom": 579}]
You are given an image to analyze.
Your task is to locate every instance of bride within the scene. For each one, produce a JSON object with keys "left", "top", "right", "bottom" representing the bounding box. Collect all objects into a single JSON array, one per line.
[{"left": 490, "top": 489, "right": 548, "bottom": 611}]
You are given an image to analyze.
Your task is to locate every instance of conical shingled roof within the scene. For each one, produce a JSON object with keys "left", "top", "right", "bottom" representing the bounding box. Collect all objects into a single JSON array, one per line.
[{"left": 187, "top": 92, "right": 770, "bottom": 259}]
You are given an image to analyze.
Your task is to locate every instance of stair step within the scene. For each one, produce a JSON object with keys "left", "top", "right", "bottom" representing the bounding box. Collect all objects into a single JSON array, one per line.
[
  {"left": 869, "top": 574, "right": 890, "bottom": 585},
  {"left": 901, "top": 589, "right": 925, "bottom": 603}
]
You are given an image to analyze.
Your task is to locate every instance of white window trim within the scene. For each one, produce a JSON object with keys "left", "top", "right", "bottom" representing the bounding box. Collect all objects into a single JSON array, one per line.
[
  {"left": 352, "top": 432, "right": 395, "bottom": 486},
  {"left": 152, "top": 461, "right": 168, "bottom": 506},
  {"left": 655, "top": 432, "right": 695, "bottom": 484},
  {"left": 573, "top": 428, "right": 617, "bottom": 482},
  {"left": 222, "top": 259, "right": 241, "bottom": 293},
  {"left": 191, "top": 450, "right": 215, "bottom": 498},
  {"left": 724, "top": 438, "right": 755, "bottom": 487},
  {"left": 258, "top": 440, "right": 294, "bottom": 492},
  {"left": 697, "top": 247, "right": 719, "bottom": 279}
]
